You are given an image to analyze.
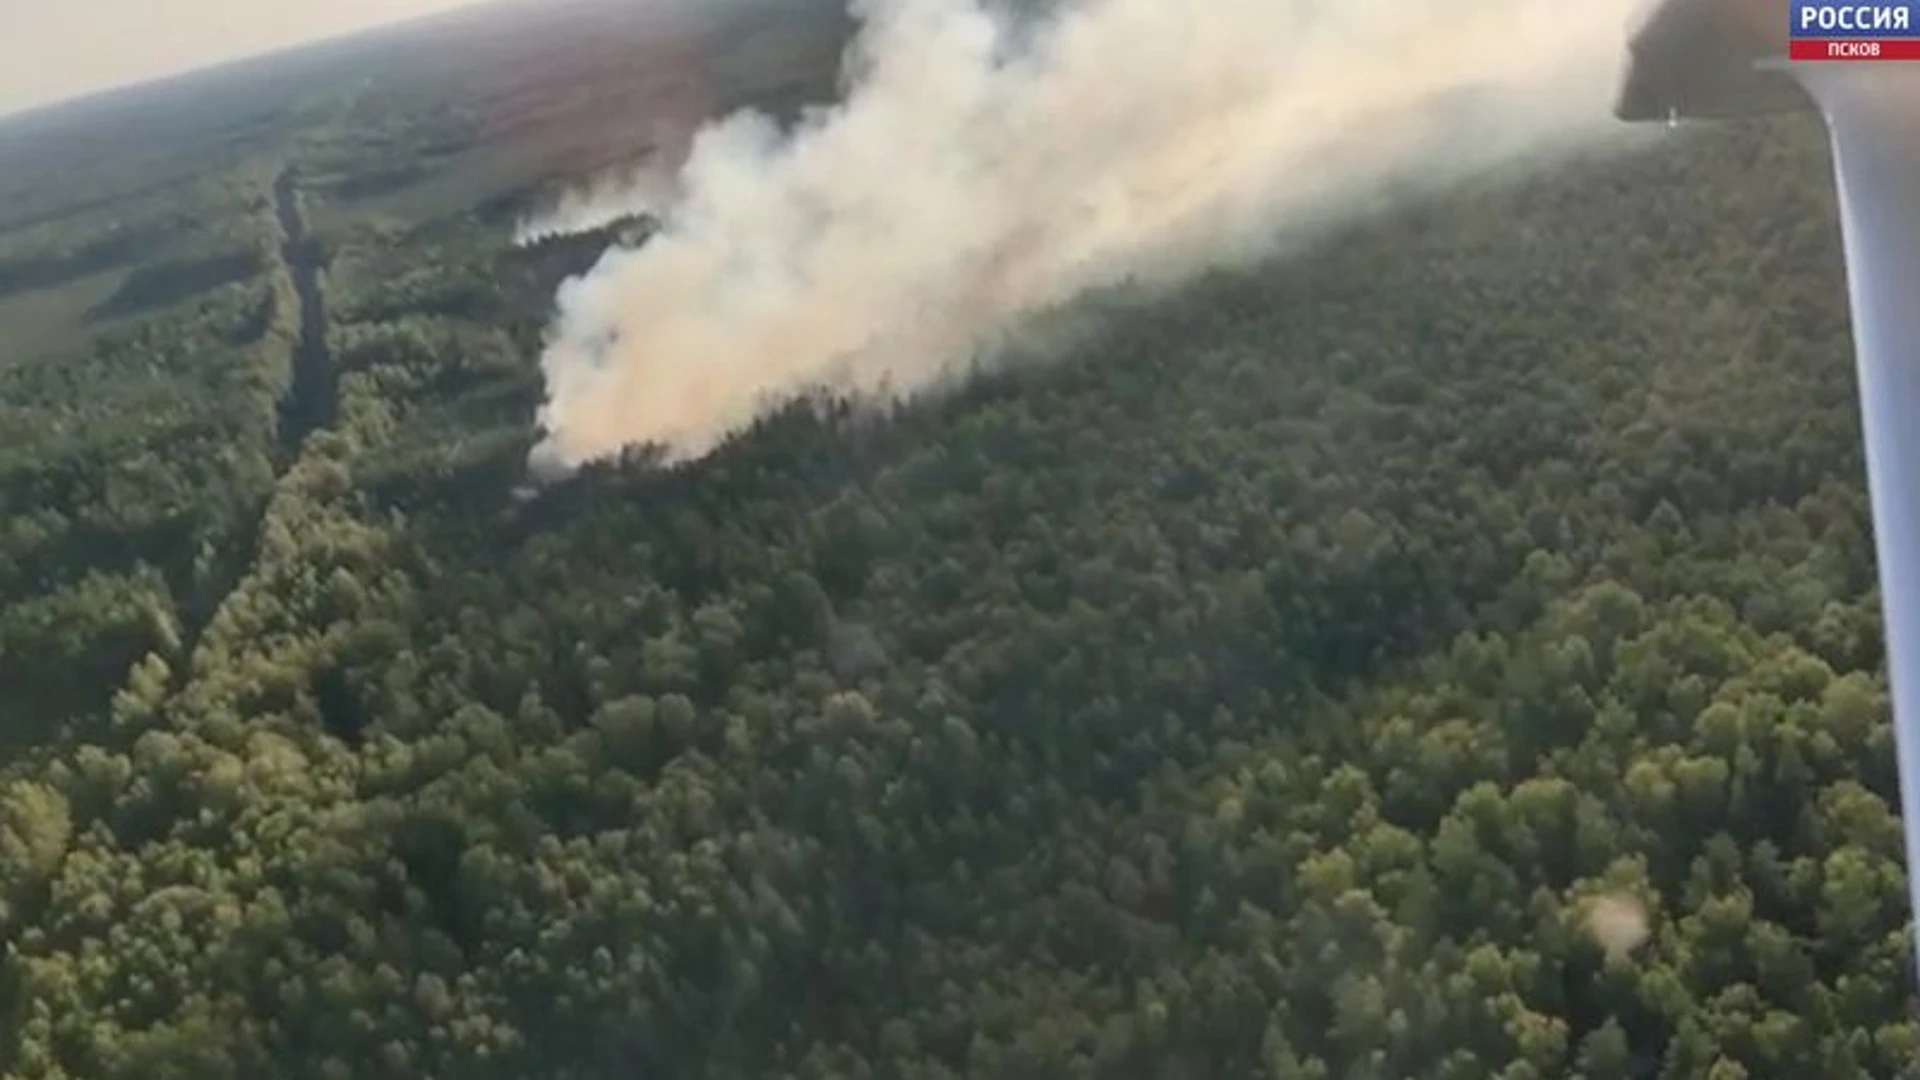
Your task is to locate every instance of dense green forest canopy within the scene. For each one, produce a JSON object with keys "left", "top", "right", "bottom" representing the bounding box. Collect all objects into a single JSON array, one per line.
[{"left": 0, "top": 2, "right": 1912, "bottom": 1076}]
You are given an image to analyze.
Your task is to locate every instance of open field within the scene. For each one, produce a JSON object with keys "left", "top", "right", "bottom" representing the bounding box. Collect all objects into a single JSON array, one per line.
[
  {"left": 0, "top": 0, "right": 848, "bottom": 363},
  {"left": 0, "top": 267, "right": 129, "bottom": 365}
]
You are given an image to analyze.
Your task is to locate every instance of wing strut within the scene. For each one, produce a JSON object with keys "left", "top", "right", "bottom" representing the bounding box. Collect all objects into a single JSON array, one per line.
[
  {"left": 1797, "top": 68, "right": 1920, "bottom": 973},
  {"left": 1616, "top": 0, "right": 1920, "bottom": 975}
]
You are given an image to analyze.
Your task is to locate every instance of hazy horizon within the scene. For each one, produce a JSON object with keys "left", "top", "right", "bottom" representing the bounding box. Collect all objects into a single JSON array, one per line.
[{"left": 0, "top": 0, "right": 497, "bottom": 119}]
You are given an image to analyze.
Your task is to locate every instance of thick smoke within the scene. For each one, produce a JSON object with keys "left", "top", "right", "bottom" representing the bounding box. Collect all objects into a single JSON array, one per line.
[{"left": 529, "top": 0, "right": 1647, "bottom": 476}]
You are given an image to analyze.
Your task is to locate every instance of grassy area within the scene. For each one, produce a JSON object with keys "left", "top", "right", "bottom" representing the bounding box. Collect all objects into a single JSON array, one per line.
[{"left": 0, "top": 267, "right": 130, "bottom": 365}]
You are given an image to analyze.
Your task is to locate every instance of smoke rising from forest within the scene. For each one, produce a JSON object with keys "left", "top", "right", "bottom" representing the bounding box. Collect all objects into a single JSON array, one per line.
[
  {"left": 515, "top": 161, "right": 679, "bottom": 247},
  {"left": 1586, "top": 893, "right": 1652, "bottom": 960},
  {"left": 528, "top": 0, "right": 1647, "bottom": 476}
]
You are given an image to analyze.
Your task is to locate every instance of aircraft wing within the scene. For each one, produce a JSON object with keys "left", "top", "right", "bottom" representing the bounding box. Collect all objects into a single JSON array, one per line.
[{"left": 1616, "top": 0, "right": 1816, "bottom": 120}]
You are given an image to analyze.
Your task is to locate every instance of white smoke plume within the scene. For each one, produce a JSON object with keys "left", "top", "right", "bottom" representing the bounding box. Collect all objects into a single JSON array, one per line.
[
  {"left": 1585, "top": 893, "right": 1652, "bottom": 960},
  {"left": 529, "top": 0, "right": 1650, "bottom": 476},
  {"left": 515, "top": 160, "right": 680, "bottom": 247}
]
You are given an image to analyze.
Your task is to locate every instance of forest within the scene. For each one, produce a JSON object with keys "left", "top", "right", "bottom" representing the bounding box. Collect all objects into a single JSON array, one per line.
[{"left": 0, "top": 2, "right": 1914, "bottom": 1077}]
